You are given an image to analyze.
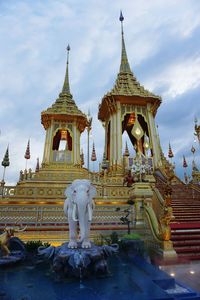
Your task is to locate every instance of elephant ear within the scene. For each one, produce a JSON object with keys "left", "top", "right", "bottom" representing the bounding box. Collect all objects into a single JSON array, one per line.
[
  {"left": 64, "top": 184, "right": 73, "bottom": 200},
  {"left": 89, "top": 184, "right": 96, "bottom": 199}
]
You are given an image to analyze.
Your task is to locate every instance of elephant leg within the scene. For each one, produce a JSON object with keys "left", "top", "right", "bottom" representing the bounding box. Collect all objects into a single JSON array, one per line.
[
  {"left": 2, "top": 243, "right": 10, "bottom": 256},
  {"left": 68, "top": 218, "right": 78, "bottom": 249},
  {"left": 81, "top": 220, "right": 91, "bottom": 249}
]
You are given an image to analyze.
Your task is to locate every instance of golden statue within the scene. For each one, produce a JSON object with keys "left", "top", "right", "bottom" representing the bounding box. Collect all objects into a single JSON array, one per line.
[
  {"left": 0, "top": 225, "right": 27, "bottom": 256},
  {"left": 159, "top": 207, "right": 175, "bottom": 241}
]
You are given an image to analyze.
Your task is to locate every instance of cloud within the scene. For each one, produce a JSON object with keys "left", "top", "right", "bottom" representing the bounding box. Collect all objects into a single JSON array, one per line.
[
  {"left": 0, "top": 0, "right": 200, "bottom": 184},
  {"left": 146, "top": 55, "right": 200, "bottom": 99}
]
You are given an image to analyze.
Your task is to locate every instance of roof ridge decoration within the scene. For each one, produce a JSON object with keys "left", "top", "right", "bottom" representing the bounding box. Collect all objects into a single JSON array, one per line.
[{"left": 106, "top": 11, "right": 160, "bottom": 99}]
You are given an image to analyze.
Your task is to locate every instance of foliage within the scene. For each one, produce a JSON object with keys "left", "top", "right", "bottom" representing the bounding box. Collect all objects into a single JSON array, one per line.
[
  {"left": 93, "top": 235, "right": 105, "bottom": 246},
  {"left": 94, "top": 232, "right": 119, "bottom": 246},
  {"left": 110, "top": 231, "right": 119, "bottom": 244},
  {"left": 122, "top": 233, "right": 141, "bottom": 240},
  {"left": 25, "top": 240, "right": 50, "bottom": 252}
]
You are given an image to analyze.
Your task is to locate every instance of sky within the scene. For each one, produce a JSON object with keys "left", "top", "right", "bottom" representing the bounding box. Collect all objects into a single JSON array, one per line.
[{"left": 0, "top": 0, "right": 200, "bottom": 184}]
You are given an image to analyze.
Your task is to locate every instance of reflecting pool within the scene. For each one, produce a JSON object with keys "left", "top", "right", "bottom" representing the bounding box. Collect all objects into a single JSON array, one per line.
[{"left": 0, "top": 254, "right": 199, "bottom": 300}]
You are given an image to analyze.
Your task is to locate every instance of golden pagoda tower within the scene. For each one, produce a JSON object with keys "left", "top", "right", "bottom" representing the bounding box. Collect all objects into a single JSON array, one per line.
[
  {"left": 98, "top": 12, "right": 162, "bottom": 170},
  {"left": 0, "top": 16, "right": 178, "bottom": 260},
  {"left": 41, "top": 45, "right": 88, "bottom": 169},
  {"left": 0, "top": 46, "right": 90, "bottom": 242}
]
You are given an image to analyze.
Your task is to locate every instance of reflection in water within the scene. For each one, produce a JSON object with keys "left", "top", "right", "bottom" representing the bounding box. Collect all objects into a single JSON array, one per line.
[{"left": 0, "top": 255, "right": 196, "bottom": 300}]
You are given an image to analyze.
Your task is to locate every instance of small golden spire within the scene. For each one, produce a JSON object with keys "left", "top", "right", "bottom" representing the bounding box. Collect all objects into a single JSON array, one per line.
[
  {"left": 35, "top": 157, "right": 40, "bottom": 172},
  {"left": 168, "top": 142, "right": 174, "bottom": 159},
  {"left": 119, "top": 11, "right": 132, "bottom": 74},
  {"left": 124, "top": 141, "right": 130, "bottom": 156},
  {"left": 183, "top": 155, "right": 188, "bottom": 168},
  {"left": 91, "top": 142, "right": 97, "bottom": 161},
  {"left": 61, "top": 44, "right": 72, "bottom": 96}
]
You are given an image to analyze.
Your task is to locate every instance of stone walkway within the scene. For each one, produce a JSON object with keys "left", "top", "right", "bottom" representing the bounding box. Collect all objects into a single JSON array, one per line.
[{"left": 161, "top": 260, "right": 200, "bottom": 292}]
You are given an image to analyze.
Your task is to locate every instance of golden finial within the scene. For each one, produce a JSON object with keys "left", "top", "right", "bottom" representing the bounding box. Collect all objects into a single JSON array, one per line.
[
  {"left": 119, "top": 11, "right": 132, "bottom": 74},
  {"left": 61, "top": 44, "right": 72, "bottom": 96}
]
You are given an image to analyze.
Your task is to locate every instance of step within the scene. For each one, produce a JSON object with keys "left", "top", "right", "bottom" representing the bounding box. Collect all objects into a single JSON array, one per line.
[
  {"left": 172, "top": 207, "right": 200, "bottom": 214},
  {"left": 173, "top": 217, "right": 200, "bottom": 220},
  {"left": 170, "top": 223, "right": 200, "bottom": 230},
  {"left": 172, "top": 203, "right": 200, "bottom": 205},
  {"left": 172, "top": 204, "right": 200, "bottom": 206},
  {"left": 173, "top": 215, "right": 200, "bottom": 217},
  {"left": 172, "top": 197, "right": 200, "bottom": 199},
  {"left": 172, "top": 240, "right": 200, "bottom": 247},
  {"left": 173, "top": 220, "right": 200, "bottom": 223},
  {"left": 175, "top": 246, "right": 200, "bottom": 253},
  {"left": 171, "top": 234, "right": 200, "bottom": 240},
  {"left": 173, "top": 205, "right": 200, "bottom": 207},
  {"left": 174, "top": 218, "right": 200, "bottom": 221},
  {"left": 172, "top": 205, "right": 200, "bottom": 207},
  {"left": 173, "top": 215, "right": 200, "bottom": 218},
  {"left": 177, "top": 252, "right": 200, "bottom": 260},
  {"left": 173, "top": 212, "right": 200, "bottom": 215}
]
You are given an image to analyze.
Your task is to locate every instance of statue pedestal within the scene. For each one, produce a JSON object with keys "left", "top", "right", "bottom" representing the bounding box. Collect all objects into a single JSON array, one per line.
[
  {"left": 38, "top": 242, "right": 118, "bottom": 278},
  {"left": 130, "top": 182, "right": 153, "bottom": 228},
  {"left": 158, "top": 241, "right": 177, "bottom": 260}
]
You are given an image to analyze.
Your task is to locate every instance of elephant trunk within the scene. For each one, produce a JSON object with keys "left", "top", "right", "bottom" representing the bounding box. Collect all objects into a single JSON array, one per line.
[
  {"left": 72, "top": 203, "right": 78, "bottom": 222},
  {"left": 87, "top": 203, "right": 93, "bottom": 222}
]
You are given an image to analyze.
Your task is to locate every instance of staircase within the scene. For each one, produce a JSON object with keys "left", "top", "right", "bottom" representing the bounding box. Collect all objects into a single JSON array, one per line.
[{"left": 156, "top": 174, "right": 200, "bottom": 261}]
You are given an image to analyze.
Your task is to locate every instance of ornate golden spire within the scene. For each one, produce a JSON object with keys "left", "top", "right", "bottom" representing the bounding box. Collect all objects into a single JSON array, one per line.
[
  {"left": 41, "top": 45, "right": 88, "bottom": 131},
  {"left": 119, "top": 11, "right": 132, "bottom": 74},
  {"left": 124, "top": 141, "right": 130, "bottom": 156},
  {"left": 99, "top": 12, "right": 161, "bottom": 100},
  {"left": 61, "top": 44, "right": 72, "bottom": 97},
  {"left": 168, "top": 142, "right": 174, "bottom": 159}
]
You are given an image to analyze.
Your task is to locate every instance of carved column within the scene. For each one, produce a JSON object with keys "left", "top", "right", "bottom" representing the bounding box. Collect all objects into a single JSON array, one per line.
[
  {"left": 147, "top": 104, "right": 161, "bottom": 168},
  {"left": 116, "top": 102, "right": 122, "bottom": 165}
]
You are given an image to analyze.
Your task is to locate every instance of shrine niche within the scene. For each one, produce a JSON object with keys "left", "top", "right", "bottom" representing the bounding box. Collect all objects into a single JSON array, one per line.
[
  {"left": 122, "top": 112, "right": 150, "bottom": 156},
  {"left": 52, "top": 129, "right": 73, "bottom": 163}
]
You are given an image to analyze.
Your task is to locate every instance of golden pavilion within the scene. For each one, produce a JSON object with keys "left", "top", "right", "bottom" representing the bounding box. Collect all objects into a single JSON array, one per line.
[{"left": 1, "top": 13, "right": 200, "bottom": 261}]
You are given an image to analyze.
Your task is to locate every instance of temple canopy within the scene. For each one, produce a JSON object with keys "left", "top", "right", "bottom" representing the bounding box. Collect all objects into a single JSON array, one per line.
[
  {"left": 41, "top": 45, "right": 87, "bottom": 131},
  {"left": 98, "top": 12, "right": 161, "bottom": 121},
  {"left": 109, "top": 12, "right": 160, "bottom": 98}
]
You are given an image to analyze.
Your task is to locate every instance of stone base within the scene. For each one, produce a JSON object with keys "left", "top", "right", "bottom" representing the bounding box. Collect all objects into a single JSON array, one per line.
[
  {"left": 152, "top": 241, "right": 178, "bottom": 261},
  {"left": 0, "top": 237, "right": 26, "bottom": 266},
  {"left": 0, "top": 251, "right": 25, "bottom": 266},
  {"left": 38, "top": 242, "right": 118, "bottom": 278}
]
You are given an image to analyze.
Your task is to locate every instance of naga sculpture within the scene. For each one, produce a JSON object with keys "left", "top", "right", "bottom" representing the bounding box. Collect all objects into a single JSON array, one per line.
[
  {"left": 0, "top": 225, "right": 27, "bottom": 256},
  {"left": 159, "top": 207, "right": 175, "bottom": 241},
  {"left": 64, "top": 179, "right": 96, "bottom": 249}
]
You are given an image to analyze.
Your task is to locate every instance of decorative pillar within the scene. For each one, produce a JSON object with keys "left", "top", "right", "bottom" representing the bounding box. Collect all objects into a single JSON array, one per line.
[
  {"left": 147, "top": 104, "right": 161, "bottom": 168},
  {"left": 110, "top": 116, "right": 114, "bottom": 163},
  {"left": 73, "top": 123, "right": 77, "bottom": 164},
  {"left": 116, "top": 102, "right": 122, "bottom": 165}
]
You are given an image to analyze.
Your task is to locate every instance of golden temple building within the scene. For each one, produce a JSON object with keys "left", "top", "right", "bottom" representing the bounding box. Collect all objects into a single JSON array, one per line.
[{"left": 1, "top": 13, "right": 200, "bottom": 260}]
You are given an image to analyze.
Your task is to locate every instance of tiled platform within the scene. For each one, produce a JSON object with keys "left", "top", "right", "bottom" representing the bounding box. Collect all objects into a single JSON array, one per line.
[{"left": 161, "top": 260, "right": 200, "bottom": 293}]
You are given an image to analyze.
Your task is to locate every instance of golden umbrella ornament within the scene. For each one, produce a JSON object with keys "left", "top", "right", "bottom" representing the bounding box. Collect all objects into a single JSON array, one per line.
[
  {"left": 91, "top": 142, "right": 97, "bottom": 172},
  {"left": 24, "top": 139, "right": 30, "bottom": 170},
  {"left": 1, "top": 146, "right": 10, "bottom": 183}
]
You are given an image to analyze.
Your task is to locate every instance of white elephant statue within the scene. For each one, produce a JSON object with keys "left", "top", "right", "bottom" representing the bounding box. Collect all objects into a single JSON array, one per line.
[{"left": 64, "top": 179, "right": 96, "bottom": 249}]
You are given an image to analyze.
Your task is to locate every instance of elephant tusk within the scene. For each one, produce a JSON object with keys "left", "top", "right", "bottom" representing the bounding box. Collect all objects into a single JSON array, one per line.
[
  {"left": 14, "top": 225, "right": 27, "bottom": 232},
  {"left": 72, "top": 203, "right": 78, "bottom": 222},
  {"left": 87, "top": 203, "right": 93, "bottom": 222},
  {"left": 92, "top": 199, "right": 95, "bottom": 210}
]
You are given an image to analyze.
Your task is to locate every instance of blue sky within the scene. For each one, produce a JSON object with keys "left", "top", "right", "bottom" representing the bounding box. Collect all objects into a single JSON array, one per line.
[{"left": 0, "top": 0, "right": 200, "bottom": 184}]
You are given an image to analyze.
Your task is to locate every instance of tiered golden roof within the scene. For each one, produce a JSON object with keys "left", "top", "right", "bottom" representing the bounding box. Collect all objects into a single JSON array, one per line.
[
  {"left": 41, "top": 45, "right": 88, "bottom": 132},
  {"left": 98, "top": 14, "right": 161, "bottom": 121}
]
